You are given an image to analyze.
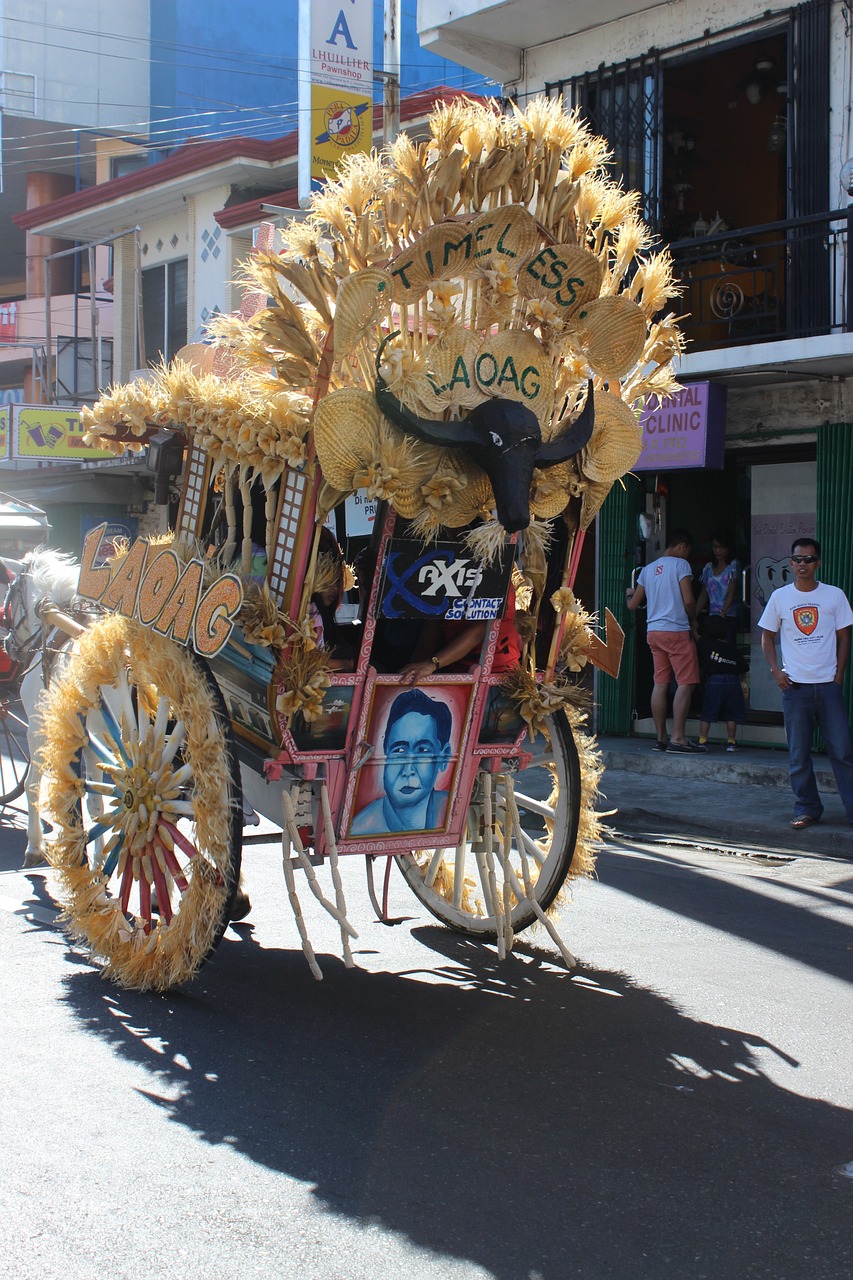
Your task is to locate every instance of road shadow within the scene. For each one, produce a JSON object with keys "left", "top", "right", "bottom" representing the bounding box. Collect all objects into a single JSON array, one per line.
[
  {"left": 0, "top": 805, "right": 27, "bottom": 871},
  {"left": 599, "top": 839, "right": 853, "bottom": 985},
  {"left": 60, "top": 927, "right": 852, "bottom": 1280}
]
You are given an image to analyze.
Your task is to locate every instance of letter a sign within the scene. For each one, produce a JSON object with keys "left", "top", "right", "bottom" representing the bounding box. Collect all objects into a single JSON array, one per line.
[{"left": 298, "top": 0, "right": 374, "bottom": 204}]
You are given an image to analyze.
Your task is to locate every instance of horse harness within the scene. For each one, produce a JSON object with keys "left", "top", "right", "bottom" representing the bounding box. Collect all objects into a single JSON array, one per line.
[{"left": 2, "top": 571, "right": 70, "bottom": 688}]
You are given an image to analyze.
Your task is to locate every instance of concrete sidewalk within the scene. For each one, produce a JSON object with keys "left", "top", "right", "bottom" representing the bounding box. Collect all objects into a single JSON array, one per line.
[{"left": 596, "top": 735, "right": 853, "bottom": 858}]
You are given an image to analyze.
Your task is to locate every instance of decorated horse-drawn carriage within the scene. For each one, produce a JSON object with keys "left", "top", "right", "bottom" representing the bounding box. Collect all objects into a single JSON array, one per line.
[{"left": 24, "top": 97, "right": 682, "bottom": 990}]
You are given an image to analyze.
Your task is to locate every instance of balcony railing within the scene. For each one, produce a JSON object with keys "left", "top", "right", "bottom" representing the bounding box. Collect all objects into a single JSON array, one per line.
[{"left": 667, "top": 208, "right": 850, "bottom": 352}]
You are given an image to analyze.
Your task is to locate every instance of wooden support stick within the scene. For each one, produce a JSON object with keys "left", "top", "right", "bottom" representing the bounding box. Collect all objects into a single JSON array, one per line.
[
  {"left": 280, "top": 789, "right": 323, "bottom": 980},
  {"left": 320, "top": 780, "right": 355, "bottom": 968},
  {"left": 504, "top": 779, "right": 577, "bottom": 970}
]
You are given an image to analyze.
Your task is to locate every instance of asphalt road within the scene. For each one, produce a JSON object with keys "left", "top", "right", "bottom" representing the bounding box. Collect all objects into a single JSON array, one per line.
[{"left": 1, "top": 795, "right": 851, "bottom": 1280}]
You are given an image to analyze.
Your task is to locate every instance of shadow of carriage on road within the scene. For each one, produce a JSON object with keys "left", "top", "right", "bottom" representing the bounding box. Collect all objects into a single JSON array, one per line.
[{"left": 56, "top": 923, "right": 853, "bottom": 1280}]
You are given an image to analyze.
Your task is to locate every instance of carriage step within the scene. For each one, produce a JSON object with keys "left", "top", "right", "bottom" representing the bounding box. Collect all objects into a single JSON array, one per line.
[{"left": 242, "top": 829, "right": 279, "bottom": 845}]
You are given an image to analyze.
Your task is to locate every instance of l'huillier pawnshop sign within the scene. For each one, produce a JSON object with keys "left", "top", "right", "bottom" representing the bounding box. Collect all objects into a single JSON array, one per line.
[{"left": 298, "top": 0, "right": 373, "bottom": 202}]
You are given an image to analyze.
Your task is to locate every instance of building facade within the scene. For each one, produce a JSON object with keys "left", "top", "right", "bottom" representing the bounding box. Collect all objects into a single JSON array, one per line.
[
  {"left": 11, "top": 89, "right": 474, "bottom": 550},
  {"left": 422, "top": 0, "right": 853, "bottom": 744},
  {"left": 2, "top": 4, "right": 491, "bottom": 551}
]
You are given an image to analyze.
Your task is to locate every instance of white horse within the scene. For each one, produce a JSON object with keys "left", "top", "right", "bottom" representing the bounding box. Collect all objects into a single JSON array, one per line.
[{"left": 1, "top": 549, "right": 82, "bottom": 866}]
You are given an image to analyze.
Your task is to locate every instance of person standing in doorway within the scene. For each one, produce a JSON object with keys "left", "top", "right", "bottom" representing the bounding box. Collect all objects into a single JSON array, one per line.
[
  {"left": 696, "top": 527, "right": 741, "bottom": 644},
  {"left": 759, "top": 537, "right": 853, "bottom": 830},
  {"left": 626, "top": 527, "right": 706, "bottom": 754}
]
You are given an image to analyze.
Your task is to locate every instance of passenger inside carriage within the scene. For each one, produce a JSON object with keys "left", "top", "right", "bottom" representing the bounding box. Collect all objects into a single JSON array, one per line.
[
  {"left": 397, "top": 579, "right": 521, "bottom": 684},
  {"left": 308, "top": 527, "right": 359, "bottom": 672},
  {"left": 349, "top": 513, "right": 522, "bottom": 678}
]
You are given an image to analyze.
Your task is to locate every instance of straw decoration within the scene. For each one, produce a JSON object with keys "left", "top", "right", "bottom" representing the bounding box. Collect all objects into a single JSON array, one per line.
[
  {"left": 80, "top": 95, "right": 682, "bottom": 543},
  {"left": 39, "top": 616, "right": 236, "bottom": 991}
]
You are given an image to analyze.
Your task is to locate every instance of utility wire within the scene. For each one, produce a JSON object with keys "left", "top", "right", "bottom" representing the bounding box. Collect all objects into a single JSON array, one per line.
[{"left": 0, "top": 79, "right": 490, "bottom": 174}]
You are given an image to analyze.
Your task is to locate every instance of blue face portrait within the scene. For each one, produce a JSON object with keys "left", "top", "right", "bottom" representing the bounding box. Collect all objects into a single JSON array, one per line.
[{"left": 383, "top": 710, "right": 452, "bottom": 826}]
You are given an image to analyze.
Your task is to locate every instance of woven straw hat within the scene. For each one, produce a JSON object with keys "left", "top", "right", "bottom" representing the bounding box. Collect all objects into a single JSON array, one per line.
[
  {"left": 474, "top": 330, "right": 555, "bottom": 428},
  {"left": 388, "top": 224, "right": 448, "bottom": 300},
  {"left": 580, "top": 478, "right": 614, "bottom": 530},
  {"left": 577, "top": 295, "right": 647, "bottom": 378},
  {"left": 581, "top": 391, "right": 644, "bottom": 483},
  {"left": 389, "top": 205, "right": 542, "bottom": 303},
  {"left": 421, "top": 329, "right": 487, "bottom": 412},
  {"left": 518, "top": 244, "right": 603, "bottom": 318},
  {"left": 440, "top": 462, "right": 494, "bottom": 528},
  {"left": 333, "top": 269, "right": 393, "bottom": 352},
  {"left": 313, "top": 388, "right": 380, "bottom": 492},
  {"left": 410, "top": 451, "right": 477, "bottom": 529},
  {"left": 529, "top": 461, "right": 574, "bottom": 519},
  {"left": 174, "top": 343, "right": 216, "bottom": 374},
  {"left": 472, "top": 204, "right": 541, "bottom": 268}
]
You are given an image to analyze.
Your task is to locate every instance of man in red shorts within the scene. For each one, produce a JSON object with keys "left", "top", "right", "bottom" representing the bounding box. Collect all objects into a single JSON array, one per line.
[{"left": 626, "top": 527, "right": 706, "bottom": 753}]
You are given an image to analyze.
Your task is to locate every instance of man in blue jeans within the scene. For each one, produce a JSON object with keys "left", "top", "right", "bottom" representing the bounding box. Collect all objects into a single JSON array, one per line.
[{"left": 759, "top": 537, "right": 853, "bottom": 830}]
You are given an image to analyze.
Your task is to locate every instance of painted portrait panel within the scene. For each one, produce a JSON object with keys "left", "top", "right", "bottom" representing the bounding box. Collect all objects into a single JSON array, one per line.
[{"left": 347, "top": 682, "right": 471, "bottom": 839}]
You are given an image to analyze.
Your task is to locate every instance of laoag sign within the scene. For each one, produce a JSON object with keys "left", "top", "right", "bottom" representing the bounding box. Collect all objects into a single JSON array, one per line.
[{"left": 78, "top": 525, "right": 244, "bottom": 659}]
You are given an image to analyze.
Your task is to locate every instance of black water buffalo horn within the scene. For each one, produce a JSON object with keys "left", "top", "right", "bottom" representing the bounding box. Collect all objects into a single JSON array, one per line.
[{"left": 534, "top": 381, "right": 596, "bottom": 468}]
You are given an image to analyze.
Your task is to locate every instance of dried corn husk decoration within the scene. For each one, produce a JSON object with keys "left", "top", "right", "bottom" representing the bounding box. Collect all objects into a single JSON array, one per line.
[
  {"left": 39, "top": 616, "right": 236, "bottom": 991},
  {"left": 81, "top": 96, "right": 681, "bottom": 543}
]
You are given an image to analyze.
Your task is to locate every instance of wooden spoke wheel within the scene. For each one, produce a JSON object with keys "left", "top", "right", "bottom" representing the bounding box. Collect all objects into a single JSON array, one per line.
[
  {"left": 396, "top": 712, "right": 581, "bottom": 937},
  {"left": 41, "top": 617, "right": 242, "bottom": 991},
  {"left": 0, "top": 692, "right": 30, "bottom": 805}
]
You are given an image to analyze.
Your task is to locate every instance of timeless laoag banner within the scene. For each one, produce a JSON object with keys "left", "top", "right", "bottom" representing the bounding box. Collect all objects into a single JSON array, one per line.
[
  {"left": 298, "top": 0, "right": 373, "bottom": 202},
  {"left": 636, "top": 382, "right": 727, "bottom": 471}
]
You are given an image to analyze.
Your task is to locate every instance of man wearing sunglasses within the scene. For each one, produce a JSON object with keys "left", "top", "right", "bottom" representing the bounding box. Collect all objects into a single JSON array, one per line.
[{"left": 759, "top": 537, "right": 853, "bottom": 830}]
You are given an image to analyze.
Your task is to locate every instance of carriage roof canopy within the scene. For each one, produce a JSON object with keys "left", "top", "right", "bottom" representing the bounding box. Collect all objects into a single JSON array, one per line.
[{"left": 0, "top": 494, "right": 49, "bottom": 534}]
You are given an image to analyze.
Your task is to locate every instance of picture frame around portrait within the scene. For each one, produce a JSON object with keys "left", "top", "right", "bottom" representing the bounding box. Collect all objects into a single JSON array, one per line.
[{"left": 338, "top": 674, "right": 476, "bottom": 850}]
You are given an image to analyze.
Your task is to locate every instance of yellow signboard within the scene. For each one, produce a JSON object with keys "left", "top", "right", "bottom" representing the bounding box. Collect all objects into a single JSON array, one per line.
[
  {"left": 298, "top": 0, "right": 373, "bottom": 203},
  {"left": 311, "top": 84, "right": 372, "bottom": 184},
  {"left": 0, "top": 407, "right": 8, "bottom": 461},
  {"left": 13, "top": 406, "right": 114, "bottom": 461}
]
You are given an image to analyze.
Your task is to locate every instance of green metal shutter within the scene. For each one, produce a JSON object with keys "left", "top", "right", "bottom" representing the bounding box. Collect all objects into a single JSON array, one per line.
[
  {"left": 816, "top": 421, "right": 853, "bottom": 723},
  {"left": 596, "top": 475, "right": 643, "bottom": 734}
]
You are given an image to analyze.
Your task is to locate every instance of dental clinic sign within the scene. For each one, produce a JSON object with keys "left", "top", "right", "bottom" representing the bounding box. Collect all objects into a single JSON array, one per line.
[
  {"left": 636, "top": 382, "right": 727, "bottom": 471},
  {"left": 298, "top": 0, "right": 373, "bottom": 203}
]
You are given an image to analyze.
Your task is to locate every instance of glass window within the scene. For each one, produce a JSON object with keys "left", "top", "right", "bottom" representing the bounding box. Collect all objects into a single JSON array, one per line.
[{"left": 141, "top": 259, "right": 187, "bottom": 364}]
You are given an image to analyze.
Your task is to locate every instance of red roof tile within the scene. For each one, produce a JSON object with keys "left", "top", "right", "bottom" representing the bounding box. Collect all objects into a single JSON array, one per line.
[{"left": 14, "top": 87, "right": 489, "bottom": 233}]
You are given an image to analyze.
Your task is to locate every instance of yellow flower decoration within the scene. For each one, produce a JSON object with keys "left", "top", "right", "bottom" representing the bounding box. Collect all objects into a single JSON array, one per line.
[
  {"left": 550, "top": 586, "right": 582, "bottom": 615},
  {"left": 420, "top": 472, "right": 467, "bottom": 511}
]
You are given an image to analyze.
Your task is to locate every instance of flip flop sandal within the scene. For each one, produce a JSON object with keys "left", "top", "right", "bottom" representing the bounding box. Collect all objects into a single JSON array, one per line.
[
  {"left": 790, "top": 815, "right": 819, "bottom": 830},
  {"left": 667, "top": 741, "right": 708, "bottom": 754}
]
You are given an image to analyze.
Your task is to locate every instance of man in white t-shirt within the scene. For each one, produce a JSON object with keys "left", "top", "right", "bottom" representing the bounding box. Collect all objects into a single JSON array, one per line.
[
  {"left": 759, "top": 536, "right": 853, "bottom": 830},
  {"left": 627, "top": 527, "right": 705, "bottom": 753}
]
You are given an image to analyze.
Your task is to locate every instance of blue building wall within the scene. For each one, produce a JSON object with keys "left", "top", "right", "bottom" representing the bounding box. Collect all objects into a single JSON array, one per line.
[{"left": 149, "top": 0, "right": 494, "bottom": 151}]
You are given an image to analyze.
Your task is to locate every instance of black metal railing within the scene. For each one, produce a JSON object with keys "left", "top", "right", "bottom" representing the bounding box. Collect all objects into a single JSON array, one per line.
[{"left": 667, "top": 208, "right": 850, "bottom": 351}]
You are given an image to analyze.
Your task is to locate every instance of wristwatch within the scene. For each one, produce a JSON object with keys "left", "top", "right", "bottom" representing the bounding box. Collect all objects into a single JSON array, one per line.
[{"left": 430, "top": 655, "right": 441, "bottom": 670}]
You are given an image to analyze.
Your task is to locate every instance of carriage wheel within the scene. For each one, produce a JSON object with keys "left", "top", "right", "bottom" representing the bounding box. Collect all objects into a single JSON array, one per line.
[
  {"left": 395, "top": 712, "right": 582, "bottom": 937},
  {"left": 0, "top": 692, "right": 30, "bottom": 805},
  {"left": 41, "top": 616, "right": 242, "bottom": 991}
]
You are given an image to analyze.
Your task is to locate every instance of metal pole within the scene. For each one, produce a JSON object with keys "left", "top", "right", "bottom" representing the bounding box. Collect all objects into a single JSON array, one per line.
[
  {"left": 88, "top": 244, "right": 100, "bottom": 394},
  {"left": 134, "top": 226, "right": 145, "bottom": 370},
  {"left": 847, "top": 197, "right": 853, "bottom": 332},
  {"left": 383, "top": 0, "right": 400, "bottom": 146},
  {"left": 43, "top": 258, "right": 54, "bottom": 403}
]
